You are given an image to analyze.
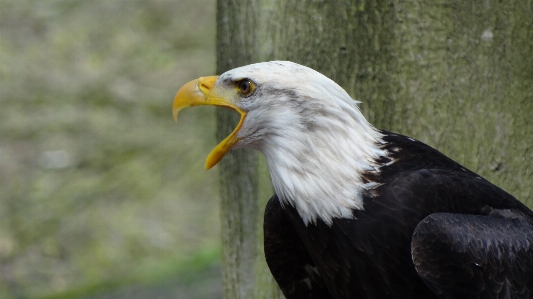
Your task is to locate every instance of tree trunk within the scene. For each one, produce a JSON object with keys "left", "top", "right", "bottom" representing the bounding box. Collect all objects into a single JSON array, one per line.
[
  {"left": 216, "top": 0, "right": 533, "bottom": 297},
  {"left": 216, "top": 1, "right": 283, "bottom": 298}
]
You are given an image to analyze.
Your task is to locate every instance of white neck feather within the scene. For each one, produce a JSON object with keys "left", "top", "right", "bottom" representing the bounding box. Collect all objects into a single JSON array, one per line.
[{"left": 260, "top": 88, "right": 386, "bottom": 226}]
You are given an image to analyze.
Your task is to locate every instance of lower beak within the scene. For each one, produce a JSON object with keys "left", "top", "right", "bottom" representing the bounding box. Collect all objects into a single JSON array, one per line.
[{"left": 173, "top": 76, "right": 246, "bottom": 169}]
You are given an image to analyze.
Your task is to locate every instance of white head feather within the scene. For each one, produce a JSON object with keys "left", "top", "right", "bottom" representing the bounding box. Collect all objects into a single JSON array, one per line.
[{"left": 218, "top": 61, "right": 387, "bottom": 225}]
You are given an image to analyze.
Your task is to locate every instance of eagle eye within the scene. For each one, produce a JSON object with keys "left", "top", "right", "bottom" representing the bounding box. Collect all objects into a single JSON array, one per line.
[{"left": 237, "top": 79, "right": 254, "bottom": 97}]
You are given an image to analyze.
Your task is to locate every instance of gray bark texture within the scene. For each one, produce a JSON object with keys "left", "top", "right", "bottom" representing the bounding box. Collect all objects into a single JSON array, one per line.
[
  {"left": 216, "top": 0, "right": 533, "bottom": 297},
  {"left": 216, "top": 1, "right": 270, "bottom": 298}
]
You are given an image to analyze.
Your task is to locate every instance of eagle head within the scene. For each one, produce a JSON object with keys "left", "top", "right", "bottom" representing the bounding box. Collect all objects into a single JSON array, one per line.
[{"left": 173, "top": 61, "right": 387, "bottom": 225}]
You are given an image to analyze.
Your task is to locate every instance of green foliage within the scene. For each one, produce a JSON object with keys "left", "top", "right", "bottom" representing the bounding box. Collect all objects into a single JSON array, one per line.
[
  {"left": 38, "top": 247, "right": 221, "bottom": 299},
  {"left": 0, "top": 0, "right": 219, "bottom": 297}
]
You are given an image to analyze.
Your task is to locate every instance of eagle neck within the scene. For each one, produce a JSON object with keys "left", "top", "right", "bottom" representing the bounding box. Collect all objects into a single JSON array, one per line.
[{"left": 261, "top": 103, "right": 387, "bottom": 226}]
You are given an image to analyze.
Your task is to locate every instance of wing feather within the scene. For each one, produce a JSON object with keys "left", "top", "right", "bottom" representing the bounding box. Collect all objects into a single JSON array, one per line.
[{"left": 412, "top": 210, "right": 533, "bottom": 298}]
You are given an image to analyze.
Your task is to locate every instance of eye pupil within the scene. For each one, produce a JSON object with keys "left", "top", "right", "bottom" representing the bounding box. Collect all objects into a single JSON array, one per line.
[{"left": 239, "top": 80, "right": 251, "bottom": 95}]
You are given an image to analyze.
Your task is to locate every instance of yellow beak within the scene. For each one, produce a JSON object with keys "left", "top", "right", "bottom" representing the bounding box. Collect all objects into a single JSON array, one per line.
[{"left": 173, "top": 76, "right": 246, "bottom": 169}]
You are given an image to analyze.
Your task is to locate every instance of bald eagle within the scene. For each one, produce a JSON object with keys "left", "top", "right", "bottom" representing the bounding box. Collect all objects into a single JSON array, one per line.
[{"left": 173, "top": 61, "right": 533, "bottom": 299}]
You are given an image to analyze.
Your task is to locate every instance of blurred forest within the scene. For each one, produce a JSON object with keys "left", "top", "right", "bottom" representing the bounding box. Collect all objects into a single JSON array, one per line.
[{"left": 0, "top": 0, "right": 222, "bottom": 298}]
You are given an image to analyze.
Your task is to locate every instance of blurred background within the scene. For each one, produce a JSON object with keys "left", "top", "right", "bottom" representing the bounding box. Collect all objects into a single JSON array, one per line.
[{"left": 0, "top": 0, "right": 222, "bottom": 298}]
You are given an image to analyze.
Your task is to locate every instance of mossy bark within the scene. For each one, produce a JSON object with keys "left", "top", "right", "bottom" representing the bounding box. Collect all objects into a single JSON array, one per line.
[
  {"left": 216, "top": 1, "right": 283, "bottom": 298},
  {"left": 216, "top": 0, "right": 533, "bottom": 297}
]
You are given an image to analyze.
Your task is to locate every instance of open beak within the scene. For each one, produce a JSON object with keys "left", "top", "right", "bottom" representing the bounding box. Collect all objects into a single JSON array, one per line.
[{"left": 173, "top": 76, "right": 246, "bottom": 169}]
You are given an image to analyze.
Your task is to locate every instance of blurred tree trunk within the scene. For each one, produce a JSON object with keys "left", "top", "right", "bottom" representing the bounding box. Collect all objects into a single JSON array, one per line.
[
  {"left": 216, "top": 1, "right": 259, "bottom": 298},
  {"left": 216, "top": 0, "right": 533, "bottom": 297},
  {"left": 216, "top": 1, "right": 283, "bottom": 298}
]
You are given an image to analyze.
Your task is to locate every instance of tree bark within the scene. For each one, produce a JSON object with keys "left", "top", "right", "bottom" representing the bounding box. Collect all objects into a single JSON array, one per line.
[
  {"left": 216, "top": 1, "right": 259, "bottom": 298},
  {"left": 216, "top": 0, "right": 533, "bottom": 297}
]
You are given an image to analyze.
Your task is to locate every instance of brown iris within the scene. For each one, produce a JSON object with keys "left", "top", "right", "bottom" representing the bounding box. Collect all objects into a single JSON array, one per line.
[{"left": 238, "top": 79, "right": 254, "bottom": 96}]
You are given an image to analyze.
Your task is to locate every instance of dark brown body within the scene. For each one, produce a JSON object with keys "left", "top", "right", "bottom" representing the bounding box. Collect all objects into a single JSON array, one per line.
[{"left": 264, "top": 132, "right": 533, "bottom": 299}]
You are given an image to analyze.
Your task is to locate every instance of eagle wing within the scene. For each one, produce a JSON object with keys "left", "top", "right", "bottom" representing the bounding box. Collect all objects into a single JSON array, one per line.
[{"left": 412, "top": 210, "right": 533, "bottom": 298}]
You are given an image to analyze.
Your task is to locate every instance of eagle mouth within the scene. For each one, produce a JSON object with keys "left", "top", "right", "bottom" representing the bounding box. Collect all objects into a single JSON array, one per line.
[{"left": 173, "top": 76, "right": 246, "bottom": 169}]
